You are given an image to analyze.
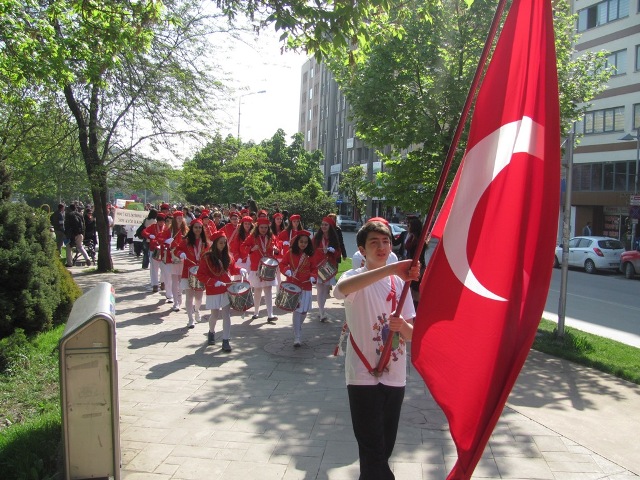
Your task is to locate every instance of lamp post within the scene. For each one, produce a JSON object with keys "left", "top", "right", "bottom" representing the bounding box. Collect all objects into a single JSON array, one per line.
[
  {"left": 619, "top": 127, "right": 640, "bottom": 248},
  {"left": 237, "top": 90, "right": 266, "bottom": 142}
]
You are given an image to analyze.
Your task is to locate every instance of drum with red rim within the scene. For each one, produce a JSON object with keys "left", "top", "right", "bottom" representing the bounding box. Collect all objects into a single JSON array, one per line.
[
  {"left": 275, "top": 282, "right": 302, "bottom": 312},
  {"left": 227, "top": 282, "right": 254, "bottom": 311},
  {"left": 258, "top": 256, "right": 279, "bottom": 281}
]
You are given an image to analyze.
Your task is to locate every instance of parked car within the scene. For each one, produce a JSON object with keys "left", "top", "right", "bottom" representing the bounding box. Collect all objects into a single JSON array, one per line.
[
  {"left": 620, "top": 249, "right": 640, "bottom": 279},
  {"left": 389, "top": 223, "right": 407, "bottom": 255},
  {"left": 553, "top": 236, "right": 625, "bottom": 274},
  {"left": 336, "top": 215, "right": 358, "bottom": 231}
]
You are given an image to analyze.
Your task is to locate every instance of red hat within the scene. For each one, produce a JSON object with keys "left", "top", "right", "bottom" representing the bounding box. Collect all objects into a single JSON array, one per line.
[
  {"left": 156, "top": 213, "right": 166, "bottom": 220},
  {"left": 272, "top": 212, "right": 283, "bottom": 219},
  {"left": 257, "top": 209, "right": 269, "bottom": 217},
  {"left": 229, "top": 211, "right": 240, "bottom": 218},
  {"left": 289, "top": 214, "right": 301, "bottom": 222},
  {"left": 200, "top": 209, "right": 210, "bottom": 217},
  {"left": 240, "top": 208, "right": 249, "bottom": 215},
  {"left": 256, "top": 217, "right": 270, "bottom": 226},
  {"left": 173, "top": 211, "right": 183, "bottom": 217},
  {"left": 241, "top": 216, "right": 254, "bottom": 224},
  {"left": 190, "top": 219, "right": 203, "bottom": 227},
  {"left": 210, "top": 230, "right": 227, "bottom": 242},
  {"left": 367, "top": 216, "right": 390, "bottom": 227},
  {"left": 322, "top": 216, "right": 336, "bottom": 228},
  {"left": 160, "top": 203, "right": 170, "bottom": 210},
  {"left": 292, "top": 229, "right": 311, "bottom": 240}
]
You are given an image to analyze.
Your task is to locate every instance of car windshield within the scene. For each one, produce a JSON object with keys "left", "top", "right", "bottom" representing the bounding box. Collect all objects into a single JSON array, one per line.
[{"left": 598, "top": 239, "right": 623, "bottom": 249}]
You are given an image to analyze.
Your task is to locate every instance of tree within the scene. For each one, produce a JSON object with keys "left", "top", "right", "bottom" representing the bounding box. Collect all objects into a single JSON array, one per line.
[
  {"left": 340, "top": 166, "right": 367, "bottom": 220},
  {"left": 325, "top": 0, "right": 611, "bottom": 213}
]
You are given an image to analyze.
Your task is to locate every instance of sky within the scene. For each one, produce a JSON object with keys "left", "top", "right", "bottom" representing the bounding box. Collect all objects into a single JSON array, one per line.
[{"left": 218, "top": 29, "right": 308, "bottom": 144}]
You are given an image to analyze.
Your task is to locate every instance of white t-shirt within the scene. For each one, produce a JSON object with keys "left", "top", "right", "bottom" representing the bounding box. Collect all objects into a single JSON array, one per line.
[
  {"left": 334, "top": 267, "right": 415, "bottom": 387},
  {"left": 351, "top": 250, "right": 398, "bottom": 269}
]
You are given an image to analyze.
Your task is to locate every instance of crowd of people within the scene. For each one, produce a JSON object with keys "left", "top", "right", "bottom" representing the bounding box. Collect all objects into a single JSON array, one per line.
[{"left": 134, "top": 202, "right": 350, "bottom": 350}]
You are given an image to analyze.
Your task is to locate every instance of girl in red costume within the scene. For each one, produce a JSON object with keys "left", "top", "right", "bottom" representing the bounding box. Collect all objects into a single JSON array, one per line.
[
  {"left": 142, "top": 212, "right": 166, "bottom": 294},
  {"left": 312, "top": 216, "right": 342, "bottom": 322},
  {"left": 278, "top": 213, "right": 303, "bottom": 258},
  {"left": 241, "top": 217, "right": 280, "bottom": 323},
  {"left": 157, "top": 211, "right": 188, "bottom": 311},
  {"left": 197, "top": 231, "right": 245, "bottom": 352},
  {"left": 280, "top": 230, "right": 317, "bottom": 347},
  {"left": 176, "top": 220, "right": 209, "bottom": 328}
]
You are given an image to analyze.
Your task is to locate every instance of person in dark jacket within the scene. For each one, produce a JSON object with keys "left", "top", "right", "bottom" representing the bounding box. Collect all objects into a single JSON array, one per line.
[{"left": 65, "top": 204, "right": 91, "bottom": 267}]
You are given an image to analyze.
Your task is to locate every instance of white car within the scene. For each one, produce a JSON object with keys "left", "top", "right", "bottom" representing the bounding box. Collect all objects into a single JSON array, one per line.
[
  {"left": 336, "top": 215, "right": 358, "bottom": 231},
  {"left": 554, "top": 236, "right": 625, "bottom": 274}
]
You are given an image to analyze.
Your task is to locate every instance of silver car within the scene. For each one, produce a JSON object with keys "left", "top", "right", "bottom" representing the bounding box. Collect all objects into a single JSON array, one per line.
[
  {"left": 554, "top": 236, "right": 625, "bottom": 274},
  {"left": 336, "top": 215, "right": 358, "bottom": 231}
]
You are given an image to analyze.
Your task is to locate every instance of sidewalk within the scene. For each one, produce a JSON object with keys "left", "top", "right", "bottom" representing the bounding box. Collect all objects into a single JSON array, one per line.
[{"left": 71, "top": 249, "right": 640, "bottom": 479}]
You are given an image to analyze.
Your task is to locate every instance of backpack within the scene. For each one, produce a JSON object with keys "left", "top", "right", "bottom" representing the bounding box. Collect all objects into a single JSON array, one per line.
[{"left": 135, "top": 221, "right": 146, "bottom": 239}]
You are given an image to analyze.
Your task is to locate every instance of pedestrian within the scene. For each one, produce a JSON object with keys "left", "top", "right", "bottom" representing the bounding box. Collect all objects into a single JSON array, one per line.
[
  {"left": 312, "top": 216, "right": 342, "bottom": 322},
  {"left": 157, "top": 211, "right": 188, "bottom": 311},
  {"left": 333, "top": 220, "right": 419, "bottom": 480},
  {"left": 327, "top": 213, "right": 348, "bottom": 261},
  {"left": 142, "top": 211, "right": 166, "bottom": 293},
  {"left": 176, "top": 220, "right": 209, "bottom": 328},
  {"left": 278, "top": 213, "right": 303, "bottom": 258},
  {"left": 279, "top": 230, "right": 317, "bottom": 347},
  {"left": 197, "top": 231, "right": 245, "bottom": 351},
  {"left": 241, "top": 217, "right": 280, "bottom": 323},
  {"left": 50, "top": 203, "right": 66, "bottom": 257},
  {"left": 582, "top": 222, "right": 592, "bottom": 236},
  {"left": 64, "top": 204, "right": 91, "bottom": 267}
]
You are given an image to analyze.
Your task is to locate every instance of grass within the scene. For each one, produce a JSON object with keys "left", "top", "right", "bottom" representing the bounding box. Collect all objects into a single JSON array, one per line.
[
  {"left": 0, "top": 325, "right": 64, "bottom": 479},
  {"left": 533, "top": 318, "right": 640, "bottom": 385}
]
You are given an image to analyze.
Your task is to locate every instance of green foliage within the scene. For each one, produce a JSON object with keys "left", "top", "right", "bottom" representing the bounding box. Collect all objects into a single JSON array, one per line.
[
  {"left": 325, "top": 0, "right": 612, "bottom": 213},
  {"left": 262, "top": 185, "right": 336, "bottom": 229},
  {"left": 181, "top": 130, "right": 325, "bottom": 206},
  {"left": 0, "top": 203, "right": 81, "bottom": 338},
  {"left": 534, "top": 319, "right": 640, "bottom": 385},
  {"left": 340, "top": 166, "right": 367, "bottom": 219}
]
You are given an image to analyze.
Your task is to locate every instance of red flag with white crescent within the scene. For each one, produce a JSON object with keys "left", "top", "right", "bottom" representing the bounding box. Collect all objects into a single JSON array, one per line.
[{"left": 411, "top": 0, "right": 561, "bottom": 477}]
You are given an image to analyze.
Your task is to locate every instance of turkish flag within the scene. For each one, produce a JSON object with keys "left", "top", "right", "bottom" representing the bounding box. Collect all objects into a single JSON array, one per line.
[{"left": 411, "top": 0, "right": 560, "bottom": 477}]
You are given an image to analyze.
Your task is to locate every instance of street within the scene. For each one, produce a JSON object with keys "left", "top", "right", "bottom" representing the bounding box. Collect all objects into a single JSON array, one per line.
[{"left": 341, "top": 231, "right": 640, "bottom": 347}]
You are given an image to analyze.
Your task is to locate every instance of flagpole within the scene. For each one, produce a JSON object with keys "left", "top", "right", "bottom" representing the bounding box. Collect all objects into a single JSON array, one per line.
[{"left": 374, "top": 0, "right": 511, "bottom": 376}]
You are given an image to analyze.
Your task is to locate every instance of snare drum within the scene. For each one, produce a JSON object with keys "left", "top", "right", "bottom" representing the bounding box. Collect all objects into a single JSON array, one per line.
[
  {"left": 257, "top": 257, "right": 279, "bottom": 281},
  {"left": 187, "top": 266, "right": 204, "bottom": 291},
  {"left": 227, "top": 282, "right": 254, "bottom": 311},
  {"left": 275, "top": 282, "right": 302, "bottom": 312},
  {"left": 317, "top": 259, "right": 338, "bottom": 282}
]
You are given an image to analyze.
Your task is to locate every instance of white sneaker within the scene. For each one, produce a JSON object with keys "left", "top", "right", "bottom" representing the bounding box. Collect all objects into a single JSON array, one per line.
[
  {"left": 187, "top": 317, "right": 195, "bottom": 329},
  {"left": 194, "top": 311, "right": 200, "bottom": 323}
]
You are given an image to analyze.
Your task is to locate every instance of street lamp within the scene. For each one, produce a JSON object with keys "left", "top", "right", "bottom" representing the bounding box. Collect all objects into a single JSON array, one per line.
[
  {"left": 237, "top": 90, "right": 266, "bottom": 141},
  {"left": 618, "top": 127, "right": 640, "bottom": 248}
]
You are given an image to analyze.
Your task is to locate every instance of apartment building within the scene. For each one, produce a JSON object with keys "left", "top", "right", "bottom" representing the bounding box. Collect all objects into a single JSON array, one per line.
[
  {"left": 298, "top": 58, "right": 388, "bottom": 219},
  {"left": 570, "top": 0, "right": 640, "bottom": 247}
]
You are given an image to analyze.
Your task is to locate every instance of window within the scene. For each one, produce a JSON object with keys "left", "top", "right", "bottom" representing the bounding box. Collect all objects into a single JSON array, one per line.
[
  {"left": 309, "top": 88, "right": 313, "bottom": 100},
  {"left": 634, "top": 104, "right": 640, "bottom": 130},
  {"left": 636, "top": 45, "right": 640, "bottom": 71},
  {"left": 577, "top": 0, "right": 629, "bottom": 31},
  {"left": 582, "top": 106, "right": 624, "bottom": 134},
  {"left": 605, "top": 49, "right": 627, "bottom": 75},
  {"left": 573, "top": 161, "right": 636, "bottom": 191}
]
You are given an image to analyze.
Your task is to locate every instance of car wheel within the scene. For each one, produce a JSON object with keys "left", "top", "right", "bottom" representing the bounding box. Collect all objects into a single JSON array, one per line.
[
  {"left": 584, "top": 259, "right": 596, "bottom": 274},
  {"left": 624, "top": 262, "right": 635, "bottom": 279},
  {"left": 553, "top": 255, "right": 560, "bottom": 268}
]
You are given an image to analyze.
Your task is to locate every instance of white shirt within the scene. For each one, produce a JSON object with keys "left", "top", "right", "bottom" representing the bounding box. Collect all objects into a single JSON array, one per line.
[{"left": 334, "top": 266, "right": 415, "bottom": 387}]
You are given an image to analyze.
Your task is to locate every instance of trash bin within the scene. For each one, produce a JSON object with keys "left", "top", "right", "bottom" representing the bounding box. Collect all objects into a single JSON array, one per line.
[{"left": 59, "top": 282, "right": 120, "bottom": 480}]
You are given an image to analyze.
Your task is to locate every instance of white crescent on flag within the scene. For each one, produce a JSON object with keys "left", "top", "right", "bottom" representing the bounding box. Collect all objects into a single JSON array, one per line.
[{"left": 442, "top": 116, "right": 545, "bottom": 301}]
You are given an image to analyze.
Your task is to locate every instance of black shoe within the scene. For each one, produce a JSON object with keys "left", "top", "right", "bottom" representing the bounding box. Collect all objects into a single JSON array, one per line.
[
  {"left": 267, "top": 316, "right": 278, "bottom": 323},
  {"left": 207, "top": 331, "right": 215, "bottom": 345},
  {"left": 221, "top": 339, "right": 232, "bottom": 352},
  {"left": 251, "top": 314, "right": 259, "bottom": 320}
]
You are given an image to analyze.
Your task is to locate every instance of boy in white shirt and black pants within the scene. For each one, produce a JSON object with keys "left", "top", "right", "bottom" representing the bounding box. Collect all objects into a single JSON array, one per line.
[{"left": 333, "top": 220, "right": 420, "bottom": 480}]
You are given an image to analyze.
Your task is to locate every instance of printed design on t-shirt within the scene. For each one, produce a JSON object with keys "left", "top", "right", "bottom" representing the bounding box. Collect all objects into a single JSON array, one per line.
[{"left": 372, "top": 313, "right": 405, "bottom": 361}]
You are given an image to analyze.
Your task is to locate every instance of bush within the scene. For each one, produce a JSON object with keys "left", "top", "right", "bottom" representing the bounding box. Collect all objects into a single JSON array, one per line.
[{"left": 0, "top": 203, "right": 82, "bottom": 339}]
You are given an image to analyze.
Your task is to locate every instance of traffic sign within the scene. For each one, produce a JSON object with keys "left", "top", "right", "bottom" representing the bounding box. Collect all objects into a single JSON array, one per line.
[
  {"left": 336, "top": 198, "right": 343, "bottom": 205},
  {"left": 630, "top": 195, "right": 640, "bottom": 206}
]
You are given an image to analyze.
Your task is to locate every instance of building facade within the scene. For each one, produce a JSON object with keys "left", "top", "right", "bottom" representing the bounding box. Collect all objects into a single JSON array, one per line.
[
  {"left": 570, "top": 0, "right": 640, "bottom": 247},
  {"left": 298, "top": 58, "right": 388, "bottom": 220}
]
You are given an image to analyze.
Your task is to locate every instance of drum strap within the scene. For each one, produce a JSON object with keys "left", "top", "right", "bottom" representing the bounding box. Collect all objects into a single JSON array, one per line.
[
  {"left": 291, "top": 253, "right": 307, "bottom": 278},
  {"left": 349, "top": 276, "right": 397, "bottom": 377}
]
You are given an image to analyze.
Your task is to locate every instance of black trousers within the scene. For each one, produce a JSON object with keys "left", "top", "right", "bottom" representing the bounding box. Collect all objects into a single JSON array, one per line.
[{"left": 347, "top": 384, "right": 405, "bottom": 480}]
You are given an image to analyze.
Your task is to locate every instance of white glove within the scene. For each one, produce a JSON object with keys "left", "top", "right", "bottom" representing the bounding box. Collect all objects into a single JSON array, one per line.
[
  {"left": 310, "top": 277, "right": 316, "bottom": 284},
  {"left": 240, "top": 268, "right": 247, "bottom": 276},
  {"left": 327, "top": 247, "right": 335, "bottom": 253},
  {"left": 214, "top": 280, "right": 225, "bottom": 287},
  {"left": 149, "top": 234, "right": 155, "bottom": 239},
  {"left": 283, "top": 241, "right": 290, "bottom": 246},
  {"left": 285, "top": 269, "right": 292, "bottom": 277},
  {"left": 164, "top": 238, "right": 173, "bottom": 245},
  {"left": 179, "top": 252, "right": 187, "bottom": 260}
]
